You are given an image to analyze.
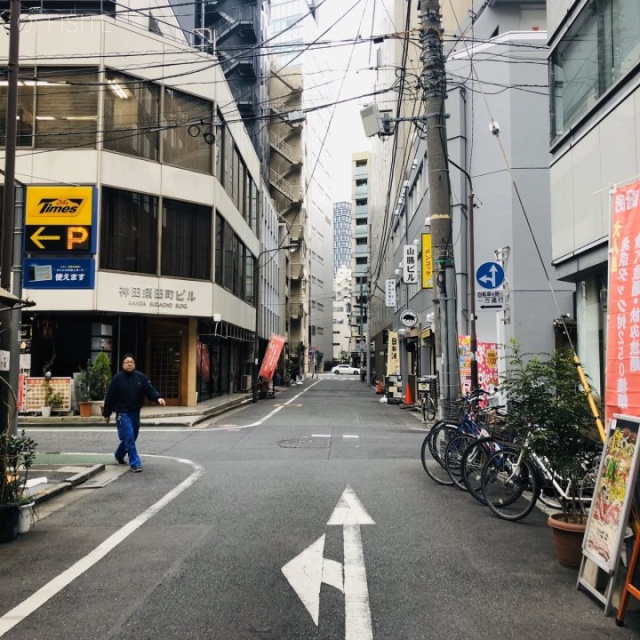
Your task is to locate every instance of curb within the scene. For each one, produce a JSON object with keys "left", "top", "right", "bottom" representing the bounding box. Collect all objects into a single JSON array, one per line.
[{"left": 30, "top": 464, "right": 106, "bottom": 505}]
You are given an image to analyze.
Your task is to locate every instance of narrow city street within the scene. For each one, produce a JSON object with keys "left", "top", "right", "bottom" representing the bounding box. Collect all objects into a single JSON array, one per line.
[{"left": 0, "top": 378, "right": 638, "bottom": 639}]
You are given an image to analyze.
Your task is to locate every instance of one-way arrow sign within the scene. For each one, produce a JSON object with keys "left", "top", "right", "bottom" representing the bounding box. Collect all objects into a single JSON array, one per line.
[{"left": 282, "top": 486, "right": 375, "bottom": 639}]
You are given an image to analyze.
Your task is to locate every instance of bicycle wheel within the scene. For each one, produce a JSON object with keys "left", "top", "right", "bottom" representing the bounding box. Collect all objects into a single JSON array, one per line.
[
  {"left": 426, "top": 396, "right": 437, "bottom": 422},
  {"left": 421, "top": 424, "right": 457, "bottom": 485},
  {"left": 445, "top": 433, "right": 476, "bottom": 490},
  {"left": 481, "top": 449, "right": 540, "bottom": 521},
  {"left": 462, "top": 437, "right": 505, "bottom": 504}
]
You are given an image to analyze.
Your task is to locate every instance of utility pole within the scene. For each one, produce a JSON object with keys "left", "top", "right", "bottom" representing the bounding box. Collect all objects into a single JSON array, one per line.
[
  {"left": 419, "top": 0, "right": 461, "bottom": 413},
  {"left": 1, "top": 0, "right": 21, "bottom": 434}
]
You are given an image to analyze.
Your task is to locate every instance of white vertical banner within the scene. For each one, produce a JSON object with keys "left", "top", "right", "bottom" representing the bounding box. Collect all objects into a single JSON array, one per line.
[
  {"left": 403, "top": 245, "right": 419, "bottom": 284},
  {"left": 385, "top": 279, "right": 396, "bottom": 307}
]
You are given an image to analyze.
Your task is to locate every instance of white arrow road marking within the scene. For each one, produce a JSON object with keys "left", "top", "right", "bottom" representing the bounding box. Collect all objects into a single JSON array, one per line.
[
  {"left": 282, "top": 486, "right": 375, "bottom": 640},
  {"left": 281, "top": 535, "right": 343, "bottom": 624}
]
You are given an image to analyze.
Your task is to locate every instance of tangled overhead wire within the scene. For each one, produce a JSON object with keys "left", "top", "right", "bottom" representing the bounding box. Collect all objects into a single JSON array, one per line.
[{"left": 187, "top": 121, "right": 218, "bottom": 145}]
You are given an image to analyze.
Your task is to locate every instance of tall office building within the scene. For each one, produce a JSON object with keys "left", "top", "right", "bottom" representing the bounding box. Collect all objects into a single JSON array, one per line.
[{"left": 333, "top": 201, "right": 352, "bottom": 276}]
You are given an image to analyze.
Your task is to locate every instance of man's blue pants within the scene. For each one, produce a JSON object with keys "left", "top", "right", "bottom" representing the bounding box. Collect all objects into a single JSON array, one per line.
[{"left": 114, "top": 411, "right": 141, "bottom": 469}]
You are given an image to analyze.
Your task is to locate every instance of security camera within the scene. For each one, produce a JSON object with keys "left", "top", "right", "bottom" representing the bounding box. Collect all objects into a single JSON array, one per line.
[{"left": 489, "top": 121, "right": 500, "bottom": 136}]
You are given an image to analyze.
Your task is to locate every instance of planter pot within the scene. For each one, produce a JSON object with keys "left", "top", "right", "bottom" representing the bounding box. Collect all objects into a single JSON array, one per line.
[
  {"left": 90, "top": 401, "right": 104, "bottom": 417},
  {"left": 79, "top": 401, "right": 93, "bottom": 418},
  {"left": 18, "top": 502, "right": 35, "bottom": 534},
  {"left": 0, "top": 505, "right": 19, "bottom": 543},
  {"left": 548, "top": 512, "right": 587, "bottom": 568},
  {"left": 41, "top": 405, "right": 52, "bottom": 417}
]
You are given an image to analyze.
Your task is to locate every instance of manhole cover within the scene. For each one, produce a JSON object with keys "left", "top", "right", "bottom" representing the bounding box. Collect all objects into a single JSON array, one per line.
[{"left": 278, "top": 438, "right": 318, "bottom": 448}]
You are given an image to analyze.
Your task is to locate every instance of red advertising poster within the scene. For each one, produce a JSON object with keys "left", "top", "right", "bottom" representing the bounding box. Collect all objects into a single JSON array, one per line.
[
  {"left": 458, "top": 337, "right": 499, "bottom": 395},
  {"left": 258, "top": 334, "right": 286, "bottom": 381},
  {"left": 477, "top": 342, "right": 499, "bottom": 391},
  {"left": 605, "top": 180, "right": 640, "bottom": 424}
]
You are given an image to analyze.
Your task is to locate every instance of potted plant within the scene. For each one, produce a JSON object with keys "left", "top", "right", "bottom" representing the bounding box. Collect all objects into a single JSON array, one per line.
[
  {"left": 0, "top": 428, "right": 37, "bottom": 542},
  {"left": 499, "top": 342, "right": 602, "bottom": 567},
  {"left": 77, "top": 352, "right": 112, "bottom": 416}
]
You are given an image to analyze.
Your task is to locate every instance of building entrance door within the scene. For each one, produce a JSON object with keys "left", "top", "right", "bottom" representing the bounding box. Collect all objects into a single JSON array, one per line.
[{"left": 149, "top": 336, "right": 181, "bottom": 405}]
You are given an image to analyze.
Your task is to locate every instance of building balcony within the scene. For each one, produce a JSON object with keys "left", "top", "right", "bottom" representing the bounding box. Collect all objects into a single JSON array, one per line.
[
  {"left": 288, "top": 301, "right": 306, "bottom": 318},
  {"left": 290, "top": 262, "right": 306, "bottom": 280},
  {"left": 289, "top": 223, "right": 304, "bottom": 244}
]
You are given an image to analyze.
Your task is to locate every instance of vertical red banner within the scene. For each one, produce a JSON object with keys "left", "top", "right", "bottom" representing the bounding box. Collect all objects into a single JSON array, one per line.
[
  {"left": 258, "top": 334, "right": 286, "bottom": 381},
  {"left": 605, "top": 180, "right": 640, "bottom": 424}
]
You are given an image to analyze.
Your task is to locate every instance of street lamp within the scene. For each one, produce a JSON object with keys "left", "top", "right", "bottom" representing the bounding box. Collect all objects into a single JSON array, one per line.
[{"left": 252, "top": 243, "right": 298, "bottom": 403}]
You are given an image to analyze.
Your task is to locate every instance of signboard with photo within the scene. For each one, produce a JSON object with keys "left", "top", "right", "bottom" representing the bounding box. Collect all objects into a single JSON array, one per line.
[{"left": 582, "top": 414, "right": 640, "bottom": 574}]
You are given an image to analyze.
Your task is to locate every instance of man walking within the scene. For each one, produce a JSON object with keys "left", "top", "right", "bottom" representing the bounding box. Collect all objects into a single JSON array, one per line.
[{"left": 103, "top": 354, "right": 166, "bottom": 473}]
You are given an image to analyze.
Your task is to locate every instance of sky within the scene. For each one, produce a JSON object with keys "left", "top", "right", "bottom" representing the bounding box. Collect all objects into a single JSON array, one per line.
[{"left": 317, "top": 0, "right": 376, "bottom": 202}]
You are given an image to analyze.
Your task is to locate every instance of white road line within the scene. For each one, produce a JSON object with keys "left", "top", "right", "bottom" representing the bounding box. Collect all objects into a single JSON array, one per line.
[
  {"left": 343, "top": 435, "right": 359, "bottom": 439},
  {"left": 0, "top": 454, "right": 203, "bottom": 637},
  {"left": 312, "top": 434, "right": 331, "bottom": 438}
]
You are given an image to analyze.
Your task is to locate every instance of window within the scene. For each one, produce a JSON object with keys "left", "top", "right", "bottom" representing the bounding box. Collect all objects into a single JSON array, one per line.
[
  {"left": 355, "top": 159, "right": 367, "bottom": 167},
  {"left": 100, "top": 187, "right": 158, "bottom": 274},
  {"left": 0, "top": 67, "right": 99, "bottom": 149},
  {"left": 551, "top": 0, "right": 640, "bottom": 138},
  {"left": 215, "top": 109, "right": 225, "bottom": 180},
  {"left": 355, "top": 198, "right": 367, "bottom": 207},
  {"left": 215, "top": 213, "right": 224, "bottom": 283},
  {"left": 355, "top": 179, "right": 368, "bottom": 187},
  {"left": 104, "top": 70, "right": 160, "bottom": 160},
  {"left": 162, "top": 87, "right": 212, "bottom": 173},
  {"left": 161, "top": 198, "right": 211, "bottom": 280}
]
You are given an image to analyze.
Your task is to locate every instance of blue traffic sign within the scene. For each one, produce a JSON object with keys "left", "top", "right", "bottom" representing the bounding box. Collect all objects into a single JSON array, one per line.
[{"left": 476, "top": 261, "right": 505, "bottom": 290}]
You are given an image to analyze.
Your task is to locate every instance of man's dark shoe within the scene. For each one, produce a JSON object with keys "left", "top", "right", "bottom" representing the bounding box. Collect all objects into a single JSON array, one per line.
[
  {"left": 115, "top": 457, "right": 126, "bottom": 465},
  {"left": 131, "top": 467, "right": 142, "bottom": 473}
]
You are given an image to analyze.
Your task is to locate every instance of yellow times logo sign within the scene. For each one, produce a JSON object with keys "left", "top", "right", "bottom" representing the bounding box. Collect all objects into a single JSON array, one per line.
[{"left": 26, "top": 186, "right": 93, "bottom": 226}]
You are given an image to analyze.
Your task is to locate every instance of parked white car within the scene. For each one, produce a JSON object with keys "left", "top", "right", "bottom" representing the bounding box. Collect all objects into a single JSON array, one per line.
[{"left": 331, "top": 364, "right": 360, "bottom": 375}]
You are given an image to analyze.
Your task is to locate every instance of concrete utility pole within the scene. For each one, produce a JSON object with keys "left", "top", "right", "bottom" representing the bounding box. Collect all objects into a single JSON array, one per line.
[
  {"left": 419, "top": 0, "right": 461, "bottom": 413},
  {"left": 1, "top": 0, "right": 21, "bottom": 435}
]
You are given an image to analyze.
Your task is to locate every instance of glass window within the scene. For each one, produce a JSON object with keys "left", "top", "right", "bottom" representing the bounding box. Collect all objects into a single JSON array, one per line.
[
  {"left": 100, "top": 187, "right": 158, "bottom": 274},
  {"left": 161, "top": 198, "right": 211, "bottom": 280},
  {"left": 104, "top": 70, "right": 160, "bottom": 160},
  {"left": 215, "top": 212, "right": 223, "bottom": 283},
  {"left": 245, "top": 252, "right": 255, "bottom": 305},
  {"left": 162, "top": 87, "right": 212, "bottom": 173},
  {"left": 250, "top": 180, "right": 258, "bottom": 234},
  {"left": 215, "top": 109, "right": 225, "bottom": 181},
  {"left": 551, "top": 0, "right": 640, "bottom": 138},
  {"left": 223, "top": 219, "right": 234, "bottom": 291},
  {"left": 0, "top": 67, "right": 35, "bottom": 147},
  {"left": 35, "top": 67, "right": 98, "bottom": 149}
]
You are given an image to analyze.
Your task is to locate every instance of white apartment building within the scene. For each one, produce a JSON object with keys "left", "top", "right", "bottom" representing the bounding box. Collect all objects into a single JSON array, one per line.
[{"left": 0, "top": 9, "right": 271, "bottom": 405}]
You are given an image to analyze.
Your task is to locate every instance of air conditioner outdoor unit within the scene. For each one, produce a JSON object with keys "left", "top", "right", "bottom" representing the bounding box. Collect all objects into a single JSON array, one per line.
[{"left": 240, "top": 375, "right": 252, "bottom": 391}]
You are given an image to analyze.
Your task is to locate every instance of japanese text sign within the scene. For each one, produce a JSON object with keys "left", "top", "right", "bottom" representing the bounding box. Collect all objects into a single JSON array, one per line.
[
  {"left": 403, "top": 245, "right": 419, "bottom": 285},
  {"left": 605, "top": 180, "right": 640, "bottom": 423},
  {"left": 421, "top": 234, "right": 433, "bottom": 289}
]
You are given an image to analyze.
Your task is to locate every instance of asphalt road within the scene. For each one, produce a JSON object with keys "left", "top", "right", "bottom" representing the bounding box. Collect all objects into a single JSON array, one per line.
[{"left": 1, "top": 375, "right": 639, "bottom": 639}]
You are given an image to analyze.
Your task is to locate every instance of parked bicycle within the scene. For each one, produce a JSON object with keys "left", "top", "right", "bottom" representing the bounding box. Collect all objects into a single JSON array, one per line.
[
  {"left": 420, "top": 388, "right": 494, "bottom": 485},
  {"left": 417, "top": 376, "right": 437, "bottom": 422},
  {"left": 480, "top": 430, "right": 601, "bottom": 521}
]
